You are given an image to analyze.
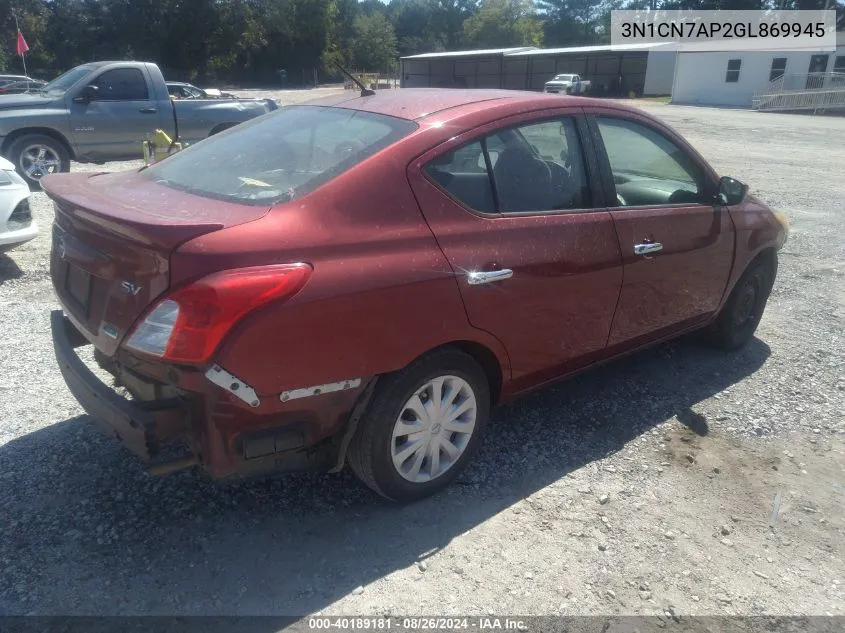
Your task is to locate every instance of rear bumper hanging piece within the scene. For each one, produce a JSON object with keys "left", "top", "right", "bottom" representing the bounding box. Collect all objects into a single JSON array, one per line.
[{"left": 205, "top": 364, "right": 260, "bottom": 408}]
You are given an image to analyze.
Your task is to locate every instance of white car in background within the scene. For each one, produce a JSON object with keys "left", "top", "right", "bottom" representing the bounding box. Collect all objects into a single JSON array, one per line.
[{"left": 0, "top": 156, "right": 36, "bottom": 252}]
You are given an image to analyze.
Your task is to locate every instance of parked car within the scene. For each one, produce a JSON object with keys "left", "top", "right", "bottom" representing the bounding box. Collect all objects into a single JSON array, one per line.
[
  {"left": 44, "top": 89, "right": 788, "bottom": 502},
  {"left": 544, "top": 74, "right": 591, "bottom": 95},
  {"left": 166, "top": 81, "right": 237, "bottom": 100},
  {"left": 0, "top": 74, "right": 30, "bottom": 87},
  {"left": 0, "top": 155, "right": 36, "bottom": 252},
  {"left": 0, "top": 61, "right": 277, "bottom": 188},
  {"left": 0, "top": 79, "right": 47, "bottom": 95}
]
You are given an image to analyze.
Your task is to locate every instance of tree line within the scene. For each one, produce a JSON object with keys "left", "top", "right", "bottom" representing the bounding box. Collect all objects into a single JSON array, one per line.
[{"left": 0, "top": 0, "right": 840, "bottom": 86}]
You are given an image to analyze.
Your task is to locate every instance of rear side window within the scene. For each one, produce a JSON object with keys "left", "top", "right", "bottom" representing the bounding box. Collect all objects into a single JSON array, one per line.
[
  {"left": 424, "top": 141, "right": 495, "bottom": 213},
  {"left": 424, "top": 117, "right": 592, "bottom": 214},
  {"left": 92, "top": 68, "right": 149, "bottom": 100},
  {"left": 143, "top": 106, "right": 417, "bottom": 205}
]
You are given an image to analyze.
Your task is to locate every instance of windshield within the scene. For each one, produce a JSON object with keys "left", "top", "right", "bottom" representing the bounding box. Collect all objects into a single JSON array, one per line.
[
  {"left": 41, "top": 65, "right": 96, "bottom": 95},
  {"left": 142, "top": 105, "right": 418, "bottom": 205},
  {"left": 554, "top": 75, "right": 574, "bottom": 81}
]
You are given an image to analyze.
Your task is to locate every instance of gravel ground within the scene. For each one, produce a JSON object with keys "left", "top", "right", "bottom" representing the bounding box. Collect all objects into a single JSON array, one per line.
[{"left": 0, "top": 93, "right": 843, "bottom": 617}]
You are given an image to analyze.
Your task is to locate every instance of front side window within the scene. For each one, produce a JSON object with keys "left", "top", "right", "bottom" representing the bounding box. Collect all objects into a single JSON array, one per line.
[
  {"left": 91, "top": 68, "right": 149, "bottom": 100},
  {"left": 596, "top": 117, "right": 706, "bottom": 207},
  {"left": 726, "top": 59, "right": 742, "bottom": 83},
  {"left": 424, "top": 117, "right": 592, "bottom": 214},
  {"left": 143, "top": 105, "right": 417, "bottom": 205}
]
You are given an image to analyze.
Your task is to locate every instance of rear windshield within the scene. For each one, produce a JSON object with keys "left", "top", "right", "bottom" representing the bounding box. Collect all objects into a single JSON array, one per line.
[{"left": 142, "top": 105, "right": 418, "bottom": 205}]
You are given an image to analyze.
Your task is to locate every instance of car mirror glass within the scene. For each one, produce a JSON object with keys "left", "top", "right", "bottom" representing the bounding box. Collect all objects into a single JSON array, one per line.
[
  {"left": 718, "top": 176, "right": 748, "bottom": 205},
  {"left": 73, "top": 84, "right": 98, "bottom": 104}
]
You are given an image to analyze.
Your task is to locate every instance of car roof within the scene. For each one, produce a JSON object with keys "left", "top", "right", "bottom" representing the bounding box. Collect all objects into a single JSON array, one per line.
[{"left": 304, "top": 88, "right": 615, "bottom": 121}]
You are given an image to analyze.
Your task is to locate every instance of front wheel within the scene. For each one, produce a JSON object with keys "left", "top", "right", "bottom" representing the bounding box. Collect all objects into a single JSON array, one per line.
[
  {"left": 6, "top": 134, "right": 70, "bottom": 190},
  {"left": 347, "top": 349, "right": 490, "bottom": 502},
  {"left": 706, "top": 256, "right": 776, "bottom": 350}
]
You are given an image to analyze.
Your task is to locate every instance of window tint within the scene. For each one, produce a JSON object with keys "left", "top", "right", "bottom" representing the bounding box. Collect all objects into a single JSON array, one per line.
[
  {"left": 725, "top": 59, "right": 741, "bottom": 83},
  {"left": 143, "top": 105, "right": 417, "bottom": 205},
  {"left": 492, "top": 119, "right": 590, "bottom": 212},
  {"left": 91, "top": 68, "right": 149, "bottom": 100},
  {"left": 425, "top": 118, "right": 591, "bottom": 214},
  {"left": 769, "top": 58, "right": 787, "bottom": 82},
  {"left": 424, "top": 141, "right": 495, "bottom": 213},
  {"left": 596, "top": 117, "right": 705, "bottom": 207}
]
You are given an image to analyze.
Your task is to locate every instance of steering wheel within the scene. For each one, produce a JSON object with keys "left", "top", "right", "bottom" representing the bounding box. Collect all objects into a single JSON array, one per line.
[{"left": 616, "top": 193, "right": 627, "bottom": 206}]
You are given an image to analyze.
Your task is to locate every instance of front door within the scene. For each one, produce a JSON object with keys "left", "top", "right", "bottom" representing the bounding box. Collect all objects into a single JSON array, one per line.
[
  {"left": 590, "top": 113, "right": 734, "bottom": 348},
  {"left": 68, "top": 66, "right": 164, "bottom": 161},
  {"left": 408, "top": 110, "right": 623, "bottom": 392}
]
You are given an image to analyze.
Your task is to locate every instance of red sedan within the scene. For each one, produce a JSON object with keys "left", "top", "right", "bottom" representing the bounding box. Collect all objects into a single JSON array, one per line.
[{"left": 44, "top": 89, "right": 788, "bottom": 502}]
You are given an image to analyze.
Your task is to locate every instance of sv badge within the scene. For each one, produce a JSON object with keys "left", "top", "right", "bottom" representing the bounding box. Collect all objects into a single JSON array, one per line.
[{"left": 120, "top": 281, "right": 143, "bottom": 296}]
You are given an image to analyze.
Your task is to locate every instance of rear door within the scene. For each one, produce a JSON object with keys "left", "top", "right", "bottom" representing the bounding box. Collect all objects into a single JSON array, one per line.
[
  {"left": 68, "top": 66, "right": 165, "bottom": 161},
  {"left": 587, "top": 111, "right": 734, "bottom": 347},
  {"left": 408, "top": 108, "right": 623, "bottom": 393}
]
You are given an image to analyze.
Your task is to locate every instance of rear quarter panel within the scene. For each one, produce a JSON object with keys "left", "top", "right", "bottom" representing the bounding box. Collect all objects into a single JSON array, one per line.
[{"left": 171, "top": 133, "right": 511, "bottom": 399}]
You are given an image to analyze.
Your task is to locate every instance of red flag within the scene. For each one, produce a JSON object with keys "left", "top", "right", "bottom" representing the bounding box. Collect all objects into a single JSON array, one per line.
[{"left": 16, "top": 30, "right": 29, "bottom": 56}]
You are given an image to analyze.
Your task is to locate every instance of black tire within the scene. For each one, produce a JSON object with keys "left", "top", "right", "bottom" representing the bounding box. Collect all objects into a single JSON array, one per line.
[
  {"left": 6, "top": 134, "right": 70, "bottom": 191},
  {"left": 706, "top": 256, "right": 776, "bottom": 351},
  {"left": 347, "top": 348, "right": 490, "bottom": 503}
]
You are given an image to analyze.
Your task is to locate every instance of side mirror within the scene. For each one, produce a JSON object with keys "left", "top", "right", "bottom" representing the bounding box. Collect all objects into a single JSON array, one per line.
[
  {"left": 73, "top": 84, "right": 98, "bottom": 104},
  {"left": 718, "top": 176, "right": 748, "bottom": 205}
]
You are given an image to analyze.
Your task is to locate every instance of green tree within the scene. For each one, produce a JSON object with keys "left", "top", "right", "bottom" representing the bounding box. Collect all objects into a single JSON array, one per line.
[
  {"left": 351, "top": 12, "right": 399, "bottom": 72},
  {"left": 463, "top": 0, "right": 544, "bottom": 48}
]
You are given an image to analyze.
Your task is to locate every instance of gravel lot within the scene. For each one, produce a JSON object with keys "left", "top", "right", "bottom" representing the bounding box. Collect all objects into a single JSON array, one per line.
[{"left": 0, "top": 93, "right": 843, "bottom": 617}]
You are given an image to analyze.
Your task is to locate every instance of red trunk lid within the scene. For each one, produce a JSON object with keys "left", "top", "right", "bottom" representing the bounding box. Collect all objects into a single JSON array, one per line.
[{"left": 43, "top": 170, "right": 269, "bottom": 356}]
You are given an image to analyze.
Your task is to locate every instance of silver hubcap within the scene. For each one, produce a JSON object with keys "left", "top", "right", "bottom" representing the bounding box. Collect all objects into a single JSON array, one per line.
[
  {"left": 20, "top": 144, "right": 61, "bottom": 180},
  {"left": 391, "top": 375, "right": 477, "bottom": 483}
]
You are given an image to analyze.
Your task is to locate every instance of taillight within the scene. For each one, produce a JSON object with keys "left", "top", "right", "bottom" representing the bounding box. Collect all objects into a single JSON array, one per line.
[{"left": 125, "top": 263, "right": 311, "bottom": 363}]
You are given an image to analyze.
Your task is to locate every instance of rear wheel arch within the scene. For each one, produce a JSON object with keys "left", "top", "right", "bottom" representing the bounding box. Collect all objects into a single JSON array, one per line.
[{"left": 443, "top": 340, "right": 504, "bottom": 406}]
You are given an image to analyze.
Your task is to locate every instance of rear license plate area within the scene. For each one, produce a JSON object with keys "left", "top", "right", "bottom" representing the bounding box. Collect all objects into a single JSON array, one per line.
[{"left": 66, "top": 264, "right": 92, "bottom": 315}]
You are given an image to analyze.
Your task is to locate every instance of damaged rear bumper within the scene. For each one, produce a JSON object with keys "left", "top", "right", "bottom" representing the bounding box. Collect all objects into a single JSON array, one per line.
[{"left": 50, "top": 310, "right": 192, "bottom": 463}]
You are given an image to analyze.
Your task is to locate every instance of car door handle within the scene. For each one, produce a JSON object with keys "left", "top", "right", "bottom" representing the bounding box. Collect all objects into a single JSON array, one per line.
[
  {"left": 139, "top": 107, "right": 157, "bottom": 114},
  {"left": 634, "top": 242, "right": 663, "bottom": 255},
  {"left": 467, "top": 269, "right": 514, "bottom": 285}
]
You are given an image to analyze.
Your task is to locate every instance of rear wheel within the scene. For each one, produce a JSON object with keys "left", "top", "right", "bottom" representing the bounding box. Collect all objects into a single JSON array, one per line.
[
  {"left": 706, "top": 257, "right": 776, "bottom": 350},
  {"left": 347, "top": 349, "right": 490, "bottom": 502}
]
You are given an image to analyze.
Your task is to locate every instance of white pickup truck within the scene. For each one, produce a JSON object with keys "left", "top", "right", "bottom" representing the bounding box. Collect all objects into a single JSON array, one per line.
[{"left": 544, "top": 74, "right": 591, "bottom": 95}]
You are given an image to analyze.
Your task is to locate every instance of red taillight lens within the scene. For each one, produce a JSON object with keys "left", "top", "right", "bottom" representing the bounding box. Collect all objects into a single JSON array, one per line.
[{"left": 125, "top": 263, "right": 311, "bottom": 364}]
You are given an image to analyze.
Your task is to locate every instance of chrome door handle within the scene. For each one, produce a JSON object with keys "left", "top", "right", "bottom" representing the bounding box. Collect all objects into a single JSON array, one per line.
[
  {"left": 139, "top": 107, "right": 157, "bottom": 114},
  {"left": 467, "top": 269, "right": 514, "bottom": 285},
  {"left": 634, "top": 242, "right": 663, "bottom": 255}
]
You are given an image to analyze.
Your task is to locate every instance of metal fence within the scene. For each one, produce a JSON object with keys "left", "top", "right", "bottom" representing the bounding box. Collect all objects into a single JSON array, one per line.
[{"left": 753, "top": 72, "right": 845, "bottom": 112}]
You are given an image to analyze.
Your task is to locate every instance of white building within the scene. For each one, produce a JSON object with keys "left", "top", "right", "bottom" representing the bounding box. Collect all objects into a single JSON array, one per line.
[{"left": 671, "top": 31, "right": 845, "bottom": 108}]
